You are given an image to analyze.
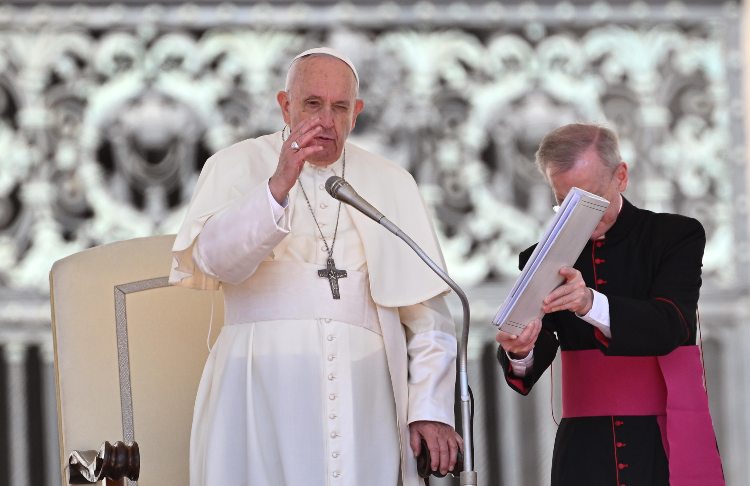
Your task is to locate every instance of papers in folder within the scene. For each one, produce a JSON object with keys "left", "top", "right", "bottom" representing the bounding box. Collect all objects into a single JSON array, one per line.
[{"left": 493, "top": 187, "right": 610, "bottom": 335}]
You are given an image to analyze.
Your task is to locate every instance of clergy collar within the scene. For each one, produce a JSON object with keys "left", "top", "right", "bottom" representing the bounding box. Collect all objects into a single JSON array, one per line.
[
  {"left": 600, "top": 196, "right": 638, "bottom": 244},
  {"left": 302, "top": 151, "right": 345, "bottom": 175}
]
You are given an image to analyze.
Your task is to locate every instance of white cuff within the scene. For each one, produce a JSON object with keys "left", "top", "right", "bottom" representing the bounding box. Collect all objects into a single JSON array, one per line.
[
  {"left": 266, "top": 179, "right": 289, "bottom": 225},
  {"left": 577, "top": 289, "right": 611, "bottom": 338},
  {"left": 508, "top": 349, "right": 534, "bottom": 377},
  {"left": 266, "top": 180, "right": 288, "bottom": 224}
]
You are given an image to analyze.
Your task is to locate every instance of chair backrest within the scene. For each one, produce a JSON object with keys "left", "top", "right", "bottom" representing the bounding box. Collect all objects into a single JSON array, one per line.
[{"left": 49, "top": 235, "right": 223, "bottom": 485}]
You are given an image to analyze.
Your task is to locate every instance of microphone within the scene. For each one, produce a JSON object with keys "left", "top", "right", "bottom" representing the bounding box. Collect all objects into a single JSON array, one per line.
[
  {"left": 325, "top": 176, "right": 386, "bottom": 224},
  {"left": 325, "top": 175, "right": 477, "bottom": 486}
]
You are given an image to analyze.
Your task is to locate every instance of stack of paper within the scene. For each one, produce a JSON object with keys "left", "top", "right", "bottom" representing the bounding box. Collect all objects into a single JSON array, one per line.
[{"left": 493, "top": 187, "right": 610, "bottom": 335}]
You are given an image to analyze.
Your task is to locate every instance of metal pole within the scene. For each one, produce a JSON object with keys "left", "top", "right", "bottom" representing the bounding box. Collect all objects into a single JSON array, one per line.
[{"left": 380, "top": 219, "right": 478, "bottom": 485}]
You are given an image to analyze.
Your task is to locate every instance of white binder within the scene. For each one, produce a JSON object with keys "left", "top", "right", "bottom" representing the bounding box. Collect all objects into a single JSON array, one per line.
[{"left": 493, "top": 187, "right": 610, "bottom": 335}]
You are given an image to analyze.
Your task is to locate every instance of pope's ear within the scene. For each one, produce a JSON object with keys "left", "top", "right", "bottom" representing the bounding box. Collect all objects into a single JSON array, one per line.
[
  {"left": 350, "top": 99, "right": 365, "bottom": 129},
  {"left": 277, "top": 91, "right": 291, "bottom": 125}
]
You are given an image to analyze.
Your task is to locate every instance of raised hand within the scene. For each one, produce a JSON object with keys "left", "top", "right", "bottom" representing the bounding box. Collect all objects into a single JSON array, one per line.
[{"left": 268, "top": 116, "right": 325, "bottom": 204}]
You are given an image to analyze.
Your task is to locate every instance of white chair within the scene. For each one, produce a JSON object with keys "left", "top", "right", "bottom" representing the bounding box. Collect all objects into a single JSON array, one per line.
[{"left": 49, "top": 235, "right": 223, "bottom": 485}]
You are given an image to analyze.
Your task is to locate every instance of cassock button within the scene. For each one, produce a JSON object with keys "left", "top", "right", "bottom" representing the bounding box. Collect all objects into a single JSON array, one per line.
[
  {"left": 615, "top": 420, "right": 624, "bottom": 426},
  {"left": 332, "top": 452, "right": 340, "bottom": 458},
  {"left": 616, "top": 442, "right": 626, "bottom": 448},
  {"left": 595, "top": 258, "right": 606, "bottom": 264},
  {"left": 329, "top": 413, "right": 337, "bottom": 419},
  {"left": 330, "top": 432, "right": 339, "bottom": 438},
  {"left": 320, "top": 202, "right": 328, "bottom": 209},
  {"left": 332, "top": 471, "right": 341, "bottom": 478},
  {"left": 596, "top": 241, "right": 604, "bottom": 248},
  {"left": 328, "top": 373, "right": 336, "bottom": 381},
  {"left": 618, "top": 463, "right": 629, "bottom": 470},
  {"left": 327, "top": 335, "right": 335, "bottom": 341},
  {"left": 328, "top": 354, "right": 336, "bottom": 361},
  {"left": 329, "top": 393, "right": 336, "bottom": 400},
  {"left": 319, "top": 184, "right": 325, "bottom": 190},
  {"left": 596, "top": 279, "right": 607, "bottom": 285}
]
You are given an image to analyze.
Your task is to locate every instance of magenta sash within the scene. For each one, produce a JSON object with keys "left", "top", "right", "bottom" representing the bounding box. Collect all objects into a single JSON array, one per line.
[{"left": 561, "top": 346, "right": 724, "bottom": 486}]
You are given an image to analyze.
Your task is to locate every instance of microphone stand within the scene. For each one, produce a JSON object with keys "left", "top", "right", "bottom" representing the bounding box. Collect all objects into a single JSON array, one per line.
[
  {"left": 326, "top": 175, "right": 476, "bottom": 485},
  {"left": 377, "top": 218, "right": 477, "bottom": 486}
]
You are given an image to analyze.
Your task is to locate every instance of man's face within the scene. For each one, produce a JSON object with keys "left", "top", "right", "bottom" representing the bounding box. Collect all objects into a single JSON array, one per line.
[
  {"left": 546, "top": 149, "right": 628, "bottom": 240},
  {"left": 277, "top": 56, "right": 364, "bottom": 166}
]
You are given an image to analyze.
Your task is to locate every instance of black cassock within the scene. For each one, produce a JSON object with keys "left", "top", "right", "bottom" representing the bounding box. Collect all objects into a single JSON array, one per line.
[{"left": 497, "top": 197, "right": 706, "bottom": 486}]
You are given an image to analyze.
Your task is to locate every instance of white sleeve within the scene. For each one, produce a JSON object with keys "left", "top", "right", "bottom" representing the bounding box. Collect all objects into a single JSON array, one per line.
[
  {"left": 192, "top": 181, "right": 290, "bottom": 284},
  {"left": 507, "top": 349, "right": 535, "bottom": 377},
  {"left": 577, "top": 289, "right": 612, "bottom": 338},
  {"left": 399, "top": 296, "right": 457, "bottom": 427}
]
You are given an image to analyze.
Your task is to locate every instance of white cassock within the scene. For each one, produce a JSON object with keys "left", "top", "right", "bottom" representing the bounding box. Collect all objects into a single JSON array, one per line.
[{"left": 170, "top": 132, "right": 457, "bottom": 486}]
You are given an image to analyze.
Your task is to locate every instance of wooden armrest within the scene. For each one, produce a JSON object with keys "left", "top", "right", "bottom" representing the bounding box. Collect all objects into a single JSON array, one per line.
[{"left": 67, "top": 441, "right": 139, "bottom": 484}]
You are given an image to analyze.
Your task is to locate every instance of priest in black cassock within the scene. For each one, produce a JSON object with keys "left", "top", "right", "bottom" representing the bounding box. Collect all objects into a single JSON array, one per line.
[{"left": 496, "top": 123, "right": 724, "bottom": 486}]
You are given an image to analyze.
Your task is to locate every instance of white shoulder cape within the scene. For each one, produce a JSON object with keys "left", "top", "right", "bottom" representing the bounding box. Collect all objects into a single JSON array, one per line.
[{"left": 170, "top": 132, "right": 450, "bottom": 308}]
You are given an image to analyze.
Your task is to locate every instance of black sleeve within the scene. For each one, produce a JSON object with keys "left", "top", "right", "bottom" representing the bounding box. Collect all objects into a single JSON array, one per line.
[
  {"left": 496, "top": 326, "right": 559, "bottom": 395},
  {"left": 495, "top": 244, "right": 560, "bottom": 395},
  {"left": 518, "top": 245, "right": 536, "bottom": 270},
  {"left": 605, "top": 217, "right": 705, "bottom": 356}
]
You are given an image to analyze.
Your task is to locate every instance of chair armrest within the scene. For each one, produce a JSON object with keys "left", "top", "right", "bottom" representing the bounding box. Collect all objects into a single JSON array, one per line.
[{"left": 67, "top": 441, "right": 140, "bottom": 484}]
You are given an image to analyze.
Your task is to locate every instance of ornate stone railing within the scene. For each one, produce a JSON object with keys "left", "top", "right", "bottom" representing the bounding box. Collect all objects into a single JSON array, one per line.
[{"left": 0, "top": 0, "right": 745, "bottom": 292}]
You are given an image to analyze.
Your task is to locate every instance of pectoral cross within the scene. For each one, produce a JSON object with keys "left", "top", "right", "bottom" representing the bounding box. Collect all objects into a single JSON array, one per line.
[{"left": 318, "top": 257, "right": 348, "bottom": 299}]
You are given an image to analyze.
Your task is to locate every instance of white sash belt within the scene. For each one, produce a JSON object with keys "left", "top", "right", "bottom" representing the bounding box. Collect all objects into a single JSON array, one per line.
[{"left": 221, "top": 261, "right": 382, "bottom": 335}]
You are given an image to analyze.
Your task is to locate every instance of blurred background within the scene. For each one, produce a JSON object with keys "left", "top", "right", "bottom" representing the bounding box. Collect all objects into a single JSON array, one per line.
[{"left": 0, "top": 0, "right": 747, "bottom": 485}]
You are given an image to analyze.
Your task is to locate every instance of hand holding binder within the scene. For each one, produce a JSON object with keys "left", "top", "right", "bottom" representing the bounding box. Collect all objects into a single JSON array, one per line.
[{"left": 493, "top": 188, "right": 609, "bottom": 335}]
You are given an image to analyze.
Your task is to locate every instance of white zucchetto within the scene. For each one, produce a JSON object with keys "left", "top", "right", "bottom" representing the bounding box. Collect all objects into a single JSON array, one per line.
[{"left": 286, "top": 46, "right": 360, "bottom": 91}]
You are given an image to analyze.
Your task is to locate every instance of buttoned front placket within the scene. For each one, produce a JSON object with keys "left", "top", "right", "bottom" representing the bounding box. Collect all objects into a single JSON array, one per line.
[
  {"left": 314, "top": 165, "right": 333, "bottom": 254},
  {"left": 593, "top": 239, "right": 629, "bottom": 486},
  {"left": 305, "top": 162, "right": 347, "bottom": 484},
  {"left": 324, "top": 316, "right": 344, "bottom": 483}
]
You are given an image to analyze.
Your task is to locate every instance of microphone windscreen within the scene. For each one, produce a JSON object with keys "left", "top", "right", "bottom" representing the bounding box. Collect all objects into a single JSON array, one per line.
[{"left": 325, "top": 175, "right": 346, "bottom": 199}]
